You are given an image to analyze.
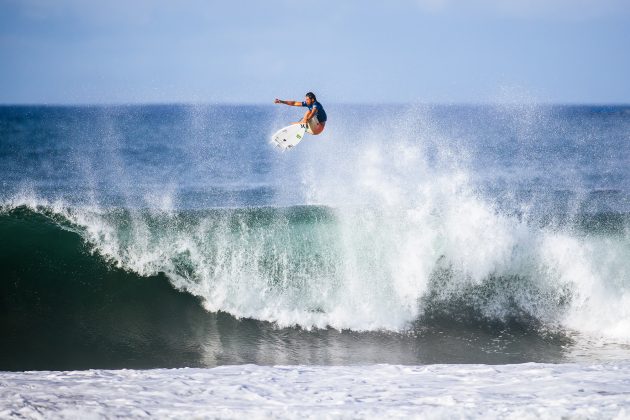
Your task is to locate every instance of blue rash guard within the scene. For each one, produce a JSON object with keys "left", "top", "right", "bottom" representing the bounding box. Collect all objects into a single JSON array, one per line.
[{"left": 301, "top": 100, "right": 327, "bottom": 122}]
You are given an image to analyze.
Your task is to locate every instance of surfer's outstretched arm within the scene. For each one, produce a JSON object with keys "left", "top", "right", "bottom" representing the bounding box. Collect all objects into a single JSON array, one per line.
[{"left": 274, "top": 99, "right": 302, "bottom": 106}]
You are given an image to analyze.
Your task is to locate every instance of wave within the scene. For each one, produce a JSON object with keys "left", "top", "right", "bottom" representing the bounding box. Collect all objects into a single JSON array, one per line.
[
  {"left": 2, "top": 104, "right": 629, "bottom": 345},
  {"left": 2, "top": 195, "right": 629, "bottom": 342}
]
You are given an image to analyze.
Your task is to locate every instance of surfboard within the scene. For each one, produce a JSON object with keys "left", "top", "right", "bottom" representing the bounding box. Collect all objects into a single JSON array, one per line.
[{"left": 270, "top": 123, "right": 307, "bottom": 150}]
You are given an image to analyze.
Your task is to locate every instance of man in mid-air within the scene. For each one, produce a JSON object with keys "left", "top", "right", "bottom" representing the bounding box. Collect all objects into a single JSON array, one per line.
[{"left": 274, "top": 92, "right": 327, "bottom": 135}]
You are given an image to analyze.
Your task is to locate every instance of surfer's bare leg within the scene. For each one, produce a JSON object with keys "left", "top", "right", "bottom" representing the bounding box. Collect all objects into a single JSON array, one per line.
[{"left": 310, "top": 121, "right": 325, "bottom": 135}]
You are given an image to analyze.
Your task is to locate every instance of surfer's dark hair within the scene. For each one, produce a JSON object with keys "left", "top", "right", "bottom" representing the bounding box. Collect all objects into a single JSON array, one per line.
[{"left": 305, "top": 92, "right": 316, "bottom": 101}]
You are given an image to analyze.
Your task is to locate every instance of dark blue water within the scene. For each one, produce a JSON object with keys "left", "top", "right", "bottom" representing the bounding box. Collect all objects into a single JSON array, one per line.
[
  {"left": 2, "top": 104, "right": 628, "bottom": 210},
  {"left": 1, "top": 104, "right": 629, "bottom": 370}
]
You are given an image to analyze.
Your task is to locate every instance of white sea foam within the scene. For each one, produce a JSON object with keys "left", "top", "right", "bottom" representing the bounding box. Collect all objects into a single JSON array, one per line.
[{"left": 1, "top": 362, "right": 629, "bottom": 418}]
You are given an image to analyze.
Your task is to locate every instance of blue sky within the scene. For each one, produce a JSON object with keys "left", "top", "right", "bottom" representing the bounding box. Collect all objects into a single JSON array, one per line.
[{"left": 1, "top": 0, "right": 629, "bottom": 104}]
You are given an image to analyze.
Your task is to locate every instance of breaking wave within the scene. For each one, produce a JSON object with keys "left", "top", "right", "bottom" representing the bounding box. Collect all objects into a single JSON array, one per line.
[
  {"left": 2, "top": 192, "right": 628, "bottom": 342},
  {"left": 2, "top": 104, "right": 629, "bottom": 344}
]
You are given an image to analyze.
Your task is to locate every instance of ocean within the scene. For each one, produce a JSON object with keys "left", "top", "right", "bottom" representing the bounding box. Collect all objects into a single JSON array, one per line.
[{"left": 1, "top": 103, "right": 629, "bottom": 417}]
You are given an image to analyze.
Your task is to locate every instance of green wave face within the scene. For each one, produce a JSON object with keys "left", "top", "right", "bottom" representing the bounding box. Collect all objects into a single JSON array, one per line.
[
  {"left": 3, "top": 202, "right": 630, "bottom": 329},
  {"left": 2, "top": 204, "right": 630, "bottom": 369}
]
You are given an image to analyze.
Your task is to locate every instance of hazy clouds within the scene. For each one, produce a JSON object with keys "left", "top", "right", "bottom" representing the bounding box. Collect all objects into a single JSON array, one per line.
[{"left": 1, "top": 0, "right": 628, "bottom": 104}]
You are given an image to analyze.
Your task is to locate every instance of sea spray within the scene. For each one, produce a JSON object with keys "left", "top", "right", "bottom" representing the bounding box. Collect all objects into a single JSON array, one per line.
[
  {"left": 3, "top": 181, "right": 629, "bottom": 340},
  {"left": 1, "top": 104, "right": 629, "bottom": 342}
]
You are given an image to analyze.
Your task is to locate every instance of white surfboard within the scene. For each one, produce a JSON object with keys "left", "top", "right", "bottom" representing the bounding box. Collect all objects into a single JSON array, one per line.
[{"left": 270, "top": 123, "right": 307, "bottom": 150}]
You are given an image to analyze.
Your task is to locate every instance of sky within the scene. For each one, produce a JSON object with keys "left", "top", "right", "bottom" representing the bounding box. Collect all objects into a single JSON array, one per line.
[{"left": 0, "top": 0, "right": 629, "bottom": 104}]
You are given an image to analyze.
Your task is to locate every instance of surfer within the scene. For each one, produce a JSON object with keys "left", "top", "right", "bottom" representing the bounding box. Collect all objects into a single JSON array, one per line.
[{"left": 274, "top": 92, "right": 327, "bottom": 135}]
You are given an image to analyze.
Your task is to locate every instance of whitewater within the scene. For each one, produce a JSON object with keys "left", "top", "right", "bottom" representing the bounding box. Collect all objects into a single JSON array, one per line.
[{"left": 3, "top": 363, "right": 630, "bottom": 418}]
